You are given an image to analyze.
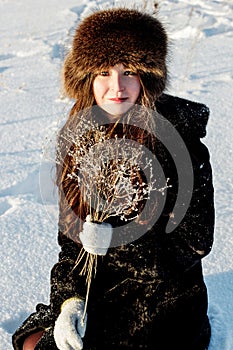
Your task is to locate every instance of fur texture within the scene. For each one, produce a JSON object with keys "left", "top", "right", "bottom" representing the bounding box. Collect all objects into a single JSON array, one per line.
[{"left": 63, "top": 8, "right": 168, "bottom": 100}]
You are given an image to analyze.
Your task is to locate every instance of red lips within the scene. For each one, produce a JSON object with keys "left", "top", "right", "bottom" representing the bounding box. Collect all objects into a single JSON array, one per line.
[{"left": 109, "top": 97, "right": 128, "bottom": 103}]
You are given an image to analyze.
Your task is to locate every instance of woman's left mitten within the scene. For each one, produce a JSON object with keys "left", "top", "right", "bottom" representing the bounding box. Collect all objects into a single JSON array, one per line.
[{"left": 80, "top": 216, "right": 112, "bottom": 255}]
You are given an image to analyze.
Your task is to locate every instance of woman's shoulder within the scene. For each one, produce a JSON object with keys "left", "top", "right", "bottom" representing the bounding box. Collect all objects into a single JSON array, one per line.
[{"left": 155, "top": 93, "right": 210, "bottom": 140}]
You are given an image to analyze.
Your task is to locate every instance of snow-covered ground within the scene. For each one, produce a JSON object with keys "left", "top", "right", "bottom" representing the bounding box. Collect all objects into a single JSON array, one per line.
[{"left": 0, "top": 0, "right": 232, "bottom": 349}]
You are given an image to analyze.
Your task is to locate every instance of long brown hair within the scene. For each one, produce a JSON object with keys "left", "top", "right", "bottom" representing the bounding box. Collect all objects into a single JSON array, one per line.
[{"left": 56, "top": 70, "right": 158, "bottom": 243}]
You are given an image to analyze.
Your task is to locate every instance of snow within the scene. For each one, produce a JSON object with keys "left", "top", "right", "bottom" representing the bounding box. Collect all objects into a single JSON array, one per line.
[{"left": 0, "top": 0, "right": 232, "bottom": 349}]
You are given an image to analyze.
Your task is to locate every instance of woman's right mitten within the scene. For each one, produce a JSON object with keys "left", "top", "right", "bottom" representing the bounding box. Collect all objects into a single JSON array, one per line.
[{"left": 53, "top": 297, "right": 87, "bottom": 350}]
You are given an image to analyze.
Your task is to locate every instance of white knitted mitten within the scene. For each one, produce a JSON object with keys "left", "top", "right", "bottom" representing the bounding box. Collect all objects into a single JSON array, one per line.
[
  {"left": 79, "top": 216, "right": 113, "bottom": 255},
  {"left": 54, "top": 298, "right": 87, "bottom": 350}
]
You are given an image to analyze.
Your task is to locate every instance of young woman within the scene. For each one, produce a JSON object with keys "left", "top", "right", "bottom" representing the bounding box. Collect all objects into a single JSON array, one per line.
[{"left": 13, "top": 7, "right": 214, "bottom": 350}]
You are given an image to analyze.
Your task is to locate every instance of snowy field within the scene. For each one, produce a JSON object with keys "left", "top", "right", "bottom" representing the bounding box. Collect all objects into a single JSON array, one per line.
[{"left": 0, "top": 0, "right": 233, "bottom": 348}]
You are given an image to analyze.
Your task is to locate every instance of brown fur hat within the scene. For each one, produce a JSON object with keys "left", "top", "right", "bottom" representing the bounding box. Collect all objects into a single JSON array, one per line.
[{"left": 63, "top": 8, "right": 168, "bottom": 100}]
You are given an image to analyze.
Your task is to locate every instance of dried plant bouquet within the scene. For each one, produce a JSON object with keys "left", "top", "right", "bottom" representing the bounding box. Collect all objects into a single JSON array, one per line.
[{"left": 56, "top": 114, "right": 169, "bottom": 318}]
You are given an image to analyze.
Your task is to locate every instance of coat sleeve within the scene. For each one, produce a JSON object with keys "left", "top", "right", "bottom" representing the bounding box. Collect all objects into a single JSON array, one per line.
[
  {"left": 50, "top": 234, "right": 87, "bottom": 319},
  {"left": 155, "top": 94, "right": 215, "bottom": 272},
  {"left": 159, "top": 138, "right": 214, "bottom": 272}
]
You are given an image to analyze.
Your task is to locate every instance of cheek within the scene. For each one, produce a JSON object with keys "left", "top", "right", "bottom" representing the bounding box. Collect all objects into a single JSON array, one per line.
[
  {"left": 92, "top": 79, "right": 98, "bottom": 97},
  {"left": 130, "top": 78, "right": 141, "bottom": 101},
  {"left": 93, "top": 79, "right": 103, "bottom": 105}
]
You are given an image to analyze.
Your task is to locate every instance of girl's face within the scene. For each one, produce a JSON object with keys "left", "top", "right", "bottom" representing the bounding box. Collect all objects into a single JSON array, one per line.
[{"left": 93, "top": 64, "right": 141, "bottom": 119}]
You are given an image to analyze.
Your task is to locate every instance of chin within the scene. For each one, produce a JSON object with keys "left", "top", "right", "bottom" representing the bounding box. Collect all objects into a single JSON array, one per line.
[{"left": 101, "top": 102, "right": 134, "bottom": 117}]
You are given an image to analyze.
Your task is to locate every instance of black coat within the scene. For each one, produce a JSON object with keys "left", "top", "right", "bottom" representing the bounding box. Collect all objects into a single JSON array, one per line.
[{"left": 12, "top": 94, "right": 214, "bottom": 350}]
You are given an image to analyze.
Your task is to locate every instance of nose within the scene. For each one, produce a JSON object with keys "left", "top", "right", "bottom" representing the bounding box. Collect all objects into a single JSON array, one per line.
[{"left": 110, "top": 73, "right": 125, "bottom": 93}]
